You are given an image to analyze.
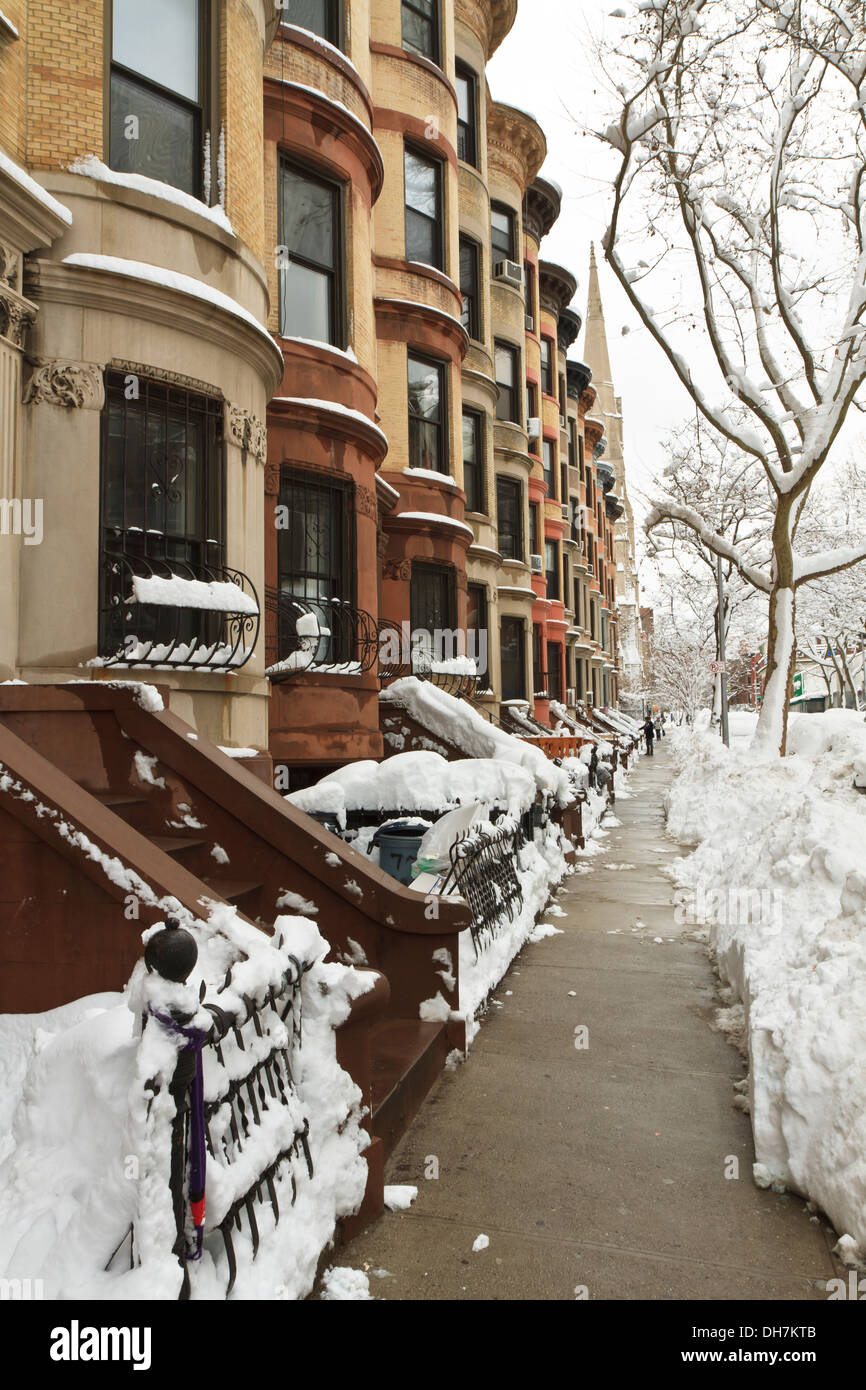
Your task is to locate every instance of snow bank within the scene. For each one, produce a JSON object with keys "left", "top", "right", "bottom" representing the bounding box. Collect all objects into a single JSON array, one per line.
[
  {"left": 287, "top": 749, "right": 538, "bottom": 824},
  {"left": 666, "top": 711, "right": 866, "bottom": 1255},
  {"left": 0, "top": 910, "right": 373, "bottom": 1300},
  {"left": 380, "top": 678, "right": 572, "bottom": 805}
]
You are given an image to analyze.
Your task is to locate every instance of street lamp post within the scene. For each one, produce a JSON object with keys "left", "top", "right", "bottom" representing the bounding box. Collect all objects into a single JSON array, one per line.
[{"left": 717, "top": 555, "right": 730, "bottom": 748}]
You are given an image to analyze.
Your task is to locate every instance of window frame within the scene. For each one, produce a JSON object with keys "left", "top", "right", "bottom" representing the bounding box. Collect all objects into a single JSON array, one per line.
[
  {"left": 494, "top": 340, "right": 521, "bottom": 425},
  {"left": 459, "top": 234, "right": 482, "bottom": 341},
  {"left": 410, "top": 560, "right": 457, "bottom": 637},
  {"left": 404, "top": 141, "right": 444, "bottom": 271},
  {"left": 540, "top": 336, "right": 554, "bottom": 396},
  {"left": 277, "top": 153, "right": 346, "bottom": 348},
  {"left": 500, "top": 615, "right": 527, "bottom": 701},
  {"left": 279, "top": 0, "right": 343, "bottom": 48},
  {"left": 542, "top": 438, "right": 556, "bottom": 496},
  {"left": 462, "top": 406, "right": 486, "bottom": 514},
  {"left": 401, "top": 0, "right": 441, "bottom": 67},
  {"left": 407, "top": 351, "right": 448, "bottom": 475},
  {"left": 496, "top": 475, "right": 524, "bottom": 562},
  {"left": 491, "top": 202, "right": 517, "bottom": 263},
  {"left": 455, "top": 62, "right": 478, "bottom": 167},
  {"left": 106, "top": 0, "right": 218, "bottom": 203}
]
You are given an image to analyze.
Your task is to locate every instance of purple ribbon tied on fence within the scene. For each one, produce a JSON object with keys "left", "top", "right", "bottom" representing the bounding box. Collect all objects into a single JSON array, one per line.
[{"left": 149, "top": 1007, "right": 209, "bottom": 1260}]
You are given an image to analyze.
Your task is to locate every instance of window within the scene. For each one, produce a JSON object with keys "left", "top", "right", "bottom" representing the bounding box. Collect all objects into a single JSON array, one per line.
[
  {"left": 524, "top": 261, "right": 536, "bottom": 328},
  {"left": 408, "top": 354, "right": 446, "bottom": 473},
  {"left": 462, "top": 408, "right": 485, "bottom": 513},
  {"left": 532, "top": 623, "right": 544, "bottom": 693},
  {"left": 402, "top": 0, "right": 440, "bottom": 64},
  {"left": 277, "top": 470, "right": 355, "bottom": 662},
  {"left": 500, "top": 617, "right": 526, "bottom": 701},
  {"left": 460, "top": 236, "right": 481, "bottom": 340},
  {"left": 491, "top": 203, "right": 516, "bottom": 262},
  {"left": 545, "top": 540, "right": 560, "bottom": 599},
  {"left": 543, "top": 439, "right": 555, "bottom": 495},
  {"left": 411, "top": 563, "right": 456, "bottom": 661},
  {"left": 456, "top": 65, "right": 478, "bottom": 166},
  {"left": 578, "top": 433, "right": 585, "bottom": 482},
  {"left": 109, "top": 0, "right": 211, "bottom": 197},
  {"left": 404, "top": 144, "right": 443, "bottom": 269},
  {"left": 495, "top": 341, "right": 520, "bottom": 424},
  {"left": 497, "top": 476, "right": 523, "bottom": 561},
  {"left": 561, "top": 461, "right": 568, "bottom": 505},
  {"left": 525, "top": 382, "right": 538, "bottom": 450},
  {"left": 467, "top": 583, "right": 488, "bottom": 675},
  {"left": 99, "top": 370, "right": 224, "bottom": 656},
  {"left": 547, "top": 642, "right": 563, "bottom": 703},
  {"left": 568, "top": 419, "right": 577, "bottom": 470},
  {"left": 280, "top": 0, "right": 340, "bottom": 44},
  {"left": 540, "top": 337, "right": 554, "bottom": 396},
  {"left": 529, "top": 502, "right": 539, "bottom": 556},
  {"left": 278, "top": 158, "right": 343, "bottom": 345}
]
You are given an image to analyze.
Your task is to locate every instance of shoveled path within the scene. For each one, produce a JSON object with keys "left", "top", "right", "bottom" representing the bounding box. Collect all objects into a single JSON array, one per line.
[{"left": 328, "top": 744, "right": 840, "bottom": 1300}]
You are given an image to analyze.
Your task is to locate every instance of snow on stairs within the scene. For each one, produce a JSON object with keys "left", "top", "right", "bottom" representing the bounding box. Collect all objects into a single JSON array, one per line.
[{"left": 0, "top": 683, "right": 470, "bottom": 1233}]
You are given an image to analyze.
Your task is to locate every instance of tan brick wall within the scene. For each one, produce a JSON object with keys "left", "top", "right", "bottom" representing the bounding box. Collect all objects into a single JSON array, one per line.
[
  {"left": 24, "top": 0, "right": 104, "bottom": 170},
  {"left": 223, "top": 0, "right": 265, "bottom": 261},
  {"left": 0, "top": 2, "right": 27, "bottom": 161}
]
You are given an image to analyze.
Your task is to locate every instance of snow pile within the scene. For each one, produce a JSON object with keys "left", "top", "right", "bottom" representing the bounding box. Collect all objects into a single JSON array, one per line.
[
  {"left": 287, "top": 750, "right": 539, "bottom": 824},
  {"left": 0, "top": 910, "right": 373, "bottom": 1300},
  {"left": 130, "top": 574, "right": 259, "bottom": 615},
  {"left": 666, "top": 710, "right": 866, "bottom": 1255},
  {"left": 380, "top": 678, "right": 572, "bottom": 804}
]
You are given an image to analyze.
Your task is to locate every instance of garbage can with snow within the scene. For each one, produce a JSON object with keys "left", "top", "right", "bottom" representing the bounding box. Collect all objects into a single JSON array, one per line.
[{"left": 371, "top": 819, "right": 431, "bottom": 885}]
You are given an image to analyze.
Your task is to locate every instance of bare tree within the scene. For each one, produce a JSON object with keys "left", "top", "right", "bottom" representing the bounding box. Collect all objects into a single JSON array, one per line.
[
  {"left": 645, "top": 619, "right": 714, "bottom": 719},
  {"left": 596, "top": 0, "right": 866, "bottom": 753}
]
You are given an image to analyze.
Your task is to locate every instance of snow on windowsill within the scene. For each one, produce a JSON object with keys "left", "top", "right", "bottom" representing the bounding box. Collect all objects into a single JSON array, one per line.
[
  {"left": 0, "top": 149, "right": 72, "bottom": 224},
  {"left": 278, "top": 23, "right": 363, "bottom": 79},
  {"left": 402, "top": 468, "right": 458, "bottom": 487},
  {"left": 130, "top": 574, "right": 259, "bottom": 615},
  {"left": 273, "top": 397, "right": 387, "bottom": 448},
  {"left": 276, "top": 335, "right": 358, "bottom": 363},
  {"left": 62, "top": 254, "right": 273, "bottom": 344},
  {"left": 67, "top": 156, "right": 233, "bottom": 234},
  {"left": 395, "top": 512, "right": 475, "bottom": 537}
]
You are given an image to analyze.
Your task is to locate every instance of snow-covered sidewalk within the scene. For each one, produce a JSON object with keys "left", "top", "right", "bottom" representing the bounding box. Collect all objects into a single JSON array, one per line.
[{"left": 666, "top": 710, "right": 866, "bottom": 1262}]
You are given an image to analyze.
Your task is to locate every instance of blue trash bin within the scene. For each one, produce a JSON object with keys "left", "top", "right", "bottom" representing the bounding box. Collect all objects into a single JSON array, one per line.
[{"left": 371, "top": 819, "right": 431, "bottom": 885}]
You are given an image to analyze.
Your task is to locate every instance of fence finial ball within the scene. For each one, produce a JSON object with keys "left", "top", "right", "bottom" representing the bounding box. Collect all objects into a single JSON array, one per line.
[{"left": 145, "top": 917, "right": 198, "bottom": 982}]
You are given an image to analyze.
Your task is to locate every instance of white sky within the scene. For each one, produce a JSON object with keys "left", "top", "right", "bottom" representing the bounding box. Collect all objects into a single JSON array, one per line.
[{"left": 488, "top": 0, "right": 698, "bottom": 533}]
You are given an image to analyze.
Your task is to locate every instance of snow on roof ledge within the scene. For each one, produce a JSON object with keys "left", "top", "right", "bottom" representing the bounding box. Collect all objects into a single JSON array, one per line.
[
  {"left": 67, "top": 155, "right": 234, "bottom": 234},
  {"left": 0, "top": 149, "right": 72, "bottom": 225}
]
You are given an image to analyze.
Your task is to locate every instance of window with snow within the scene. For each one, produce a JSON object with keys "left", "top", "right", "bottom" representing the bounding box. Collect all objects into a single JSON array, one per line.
[
  {"left": 278, "top": 157, "right": 344, "bottom": 346},
  {"left": 99, "top": 371, "right": 225, "bottom": 658},
  {"left": 408, "top": 353, "right": 447, "bottom": 473},
  {"left": 280, "top": 0, "right": 341, "bottom": 46},
  {"left": 108, "top": 0, "right": 214, "bottom": 199},
  {"left": 276, "top": 470, "right": 355, "bottom": 666},
  {"left": 402, "top": 0, "right": 440, "bottom": 65}
]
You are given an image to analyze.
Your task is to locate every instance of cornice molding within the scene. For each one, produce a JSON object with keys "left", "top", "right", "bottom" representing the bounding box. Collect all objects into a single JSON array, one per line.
[
  {"left": 0, "top": 167, "right": 71, "bottom": 256},
  {"left": 487, "top": 103, "right": 547, "bottom": 193},
  {"left": 265, "top": 76, "right": 384, "bottom": 203},
  {"left": 523, "top": 178, "right": 562, "bottom": 244},
  {"left": 455, "top": 0, "right": 518, "bottom": 59},
  {"left": 539, "top": 259, "right": 578, "bottom": 317},
  {"left": 26, "top": 258, "right": 284, "bottom": 395}
]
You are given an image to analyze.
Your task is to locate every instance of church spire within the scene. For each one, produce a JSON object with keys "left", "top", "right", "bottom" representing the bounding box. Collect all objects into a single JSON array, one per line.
[{"left": 583, "top": 245, "right": 614, "bottom": 395}]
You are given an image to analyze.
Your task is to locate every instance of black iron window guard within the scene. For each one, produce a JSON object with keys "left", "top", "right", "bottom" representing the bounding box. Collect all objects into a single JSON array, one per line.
[
  {"left": 265, "top": 590, "right": 379, "bottom": 682},
  {"left": 99, "top": 551, "right": 259, "bottom": 671},
  {"left": 377, "top": 617, "right": 480, "bottom": 699}
]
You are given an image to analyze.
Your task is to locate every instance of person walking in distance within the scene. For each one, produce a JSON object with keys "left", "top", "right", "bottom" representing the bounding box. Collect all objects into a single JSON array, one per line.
[{"left": 643, "top": 714, "right": 656, "bottom": 757}]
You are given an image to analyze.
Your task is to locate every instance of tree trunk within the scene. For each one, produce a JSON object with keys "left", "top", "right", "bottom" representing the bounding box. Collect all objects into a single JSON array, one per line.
[{"left": 752, "top": 502, "right": 796, "bottom": 756}]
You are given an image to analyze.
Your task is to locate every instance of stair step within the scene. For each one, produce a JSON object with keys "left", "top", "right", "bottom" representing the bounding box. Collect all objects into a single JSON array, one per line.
[
  {"left": 150, "top": 836, "right": 208, "bottom": 857},
  {"left": 200, "top": 877, "right": 262, "bottom": 906},
  {"left": 96, "top": 792, "right": 149, "bottom": 809},
  {"left": 370, "top": 1019, "right": 450, "bottom": 1160}
]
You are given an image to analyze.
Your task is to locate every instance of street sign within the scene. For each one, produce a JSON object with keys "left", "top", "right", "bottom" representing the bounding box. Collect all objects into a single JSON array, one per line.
[
  {"left": 793, "top": 672, "right": 804, "bottom": 697},
  {"left": 709, "top": 660, "right": 726, "bottom": 674}
]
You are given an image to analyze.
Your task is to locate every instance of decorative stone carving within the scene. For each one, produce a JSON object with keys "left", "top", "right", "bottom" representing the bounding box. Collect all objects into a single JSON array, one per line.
[
  {"left": 383, "top": 559, "right": 411, "bottom": 581},
  {"left": 376, "top": 529, "right": 389, "bottom": 561},
  {"left": 264, "top": 462, "right": 281, "bottom": 497},
  {"left": 355, "top": 484, "right": 378, "bottom": 520},
  {"left": 22, "top": 357, "right": 104, "bottom": 409},
  {"left": 0, "top": 285, "right": 36, "bottom": 349},
  {"left": 110, "top": 359, "right": 221, "bottom": 399},
  {"left": 226, "top": 402, "right": 267, "bottom": 463},
  {"left": 0, "top": 244, "right": 19, "bottom": 288}
]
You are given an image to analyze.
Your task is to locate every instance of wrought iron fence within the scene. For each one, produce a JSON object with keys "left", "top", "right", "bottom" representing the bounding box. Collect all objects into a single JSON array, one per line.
[
  {"left": 377, "top": 617, "right": 480, "bottom": 698},
  {"left": 442, "top": 821, "right": 525, "bottom": 959},
  {"left": 100, "top": 551, "right": 259, "bottom": 671},
  {"left": 141, "top": 920, "right": 315, "bottom": 1299},
  {"left": 265, "top": 590, "right": 379, "bottom": 680}
]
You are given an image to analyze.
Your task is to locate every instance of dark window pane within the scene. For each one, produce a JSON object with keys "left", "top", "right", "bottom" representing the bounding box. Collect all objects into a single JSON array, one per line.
[
  {"left": 411, "top": 563, "right": 455, "bottom": 635},
  {"left": 408, "top": 356, "right": 444, "bottom": 472},
  {"left": 281, "top": 0, "right": 335, "bottom": 42},
  {"left": 497, "top": 477, "right": 523, "bottom": 560},
  {"left": 110, "top": 71, "right": 198, "bottom": 195},
  {"left": 462, "top": 411, "right": 483, "bottom": 512},
  {"left": 404, "top": 149, "right": 438, "bottom": 216},
  {"left": 402, "top": 0, "right": 437, "bottom": 59},
  {"left": 495, "top": 343, "right": 518, "bottom": 423},
  {"left": 405, "top": 147, "right": 441, "bottom": 267},
  {"left": 460, "top": 238, "right": 479, "bottom": 338},
  {"left": 280, "top": 166, "right": 335, "bottom": 268},
  {"left": 405, "top": 208, "right": 436, "bottom": 265},
  {"left": 408, "top": 356, "right": 441, "bottom": 420},
  {"left": 456, "top": 68, "right": 476, "bottom": 165},
  {"left": 491, "top": 205, "right": 515, "bottom": 260},
  {"left": 501, "top": 617, "right": 525, "bottom": 700}
]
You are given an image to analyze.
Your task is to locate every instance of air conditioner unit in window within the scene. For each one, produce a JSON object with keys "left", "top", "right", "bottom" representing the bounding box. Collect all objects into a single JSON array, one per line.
[
  {"left": 527, "top": 417, "right": 541, "bottom": 440},
  {"left": 560, "top": 415, "right": 567, "bottom": 430},
  {"left": 566, "top": 687, "right": 577, "bottom": 705},
  {"left": 562, "top": 503, "right": 570, "bottom": 521},
  {"left": 495, "top": 260, "right": 523, "bottom": 288},
  {"left": 525, "top": 313, "right": 535, "bottom": 332},
  {"left": 530, "top": 553, "right": 544, "bottom": 574}
]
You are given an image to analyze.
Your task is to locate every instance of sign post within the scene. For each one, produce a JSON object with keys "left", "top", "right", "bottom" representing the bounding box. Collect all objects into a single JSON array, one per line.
[{"left": 716, "top": 556, "right": 730, "bottom": 748}]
